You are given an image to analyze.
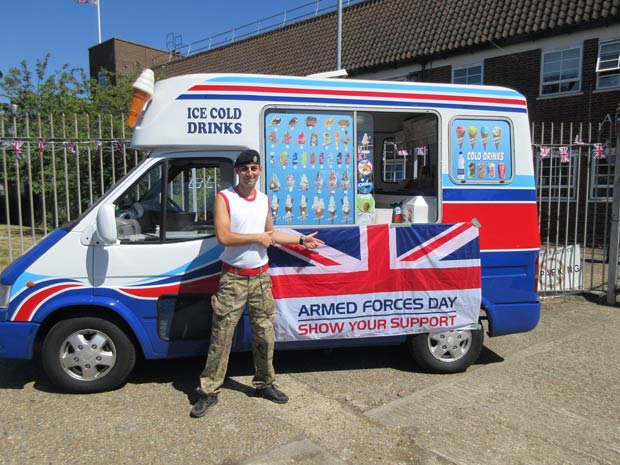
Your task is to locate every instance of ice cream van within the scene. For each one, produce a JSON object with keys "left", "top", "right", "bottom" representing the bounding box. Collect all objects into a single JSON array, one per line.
[{"left": 0, "top": 71, "right": 540, "bottom": 392}]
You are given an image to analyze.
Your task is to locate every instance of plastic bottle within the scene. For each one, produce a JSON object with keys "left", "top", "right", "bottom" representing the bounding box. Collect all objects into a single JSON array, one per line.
[{"left": 457, "top": 151, "right": 465, "bottom": 179}]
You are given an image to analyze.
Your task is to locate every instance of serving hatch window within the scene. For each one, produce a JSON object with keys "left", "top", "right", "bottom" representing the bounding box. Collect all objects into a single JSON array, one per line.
[{"left": 263, "top": 109, "right": 439, "bottom": 226}]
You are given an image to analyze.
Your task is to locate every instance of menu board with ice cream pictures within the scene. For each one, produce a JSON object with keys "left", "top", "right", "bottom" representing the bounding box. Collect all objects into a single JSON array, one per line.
[
  {"left": 264, "top": 110, "right": 355, "bottom": 226},
  {"left": 451, "top": 119, "right": 513, "bottom": 183}
]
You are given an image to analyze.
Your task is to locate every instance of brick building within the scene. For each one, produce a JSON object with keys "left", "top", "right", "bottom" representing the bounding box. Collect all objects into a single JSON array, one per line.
[
  {"left": 89, "top": 38, "right": 165, "bottom": 86},
  {"left": 124, "top": 0, "right": 619, "bottom": 127}
]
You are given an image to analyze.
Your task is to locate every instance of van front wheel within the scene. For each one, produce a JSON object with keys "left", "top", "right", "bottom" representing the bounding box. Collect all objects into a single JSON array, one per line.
[
  {"left": 407, "top": 326, "right": 484, "bottom": 374},
  {"left": 41, "top": 317, "right": 136, "bottom": 393}
]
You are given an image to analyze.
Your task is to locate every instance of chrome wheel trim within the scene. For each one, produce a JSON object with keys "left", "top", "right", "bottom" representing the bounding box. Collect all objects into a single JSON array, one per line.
[{"left": 58, "top": 329, "right": 117, "bottom": 381}]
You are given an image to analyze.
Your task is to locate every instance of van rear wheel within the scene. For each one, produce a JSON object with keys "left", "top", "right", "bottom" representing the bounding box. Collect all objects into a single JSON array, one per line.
[
  {"left": 407, "top": 326, "right": 484, "bottom": 374},
  {"left": 41, "top": 317, "right": 136, "bottom": 393}
]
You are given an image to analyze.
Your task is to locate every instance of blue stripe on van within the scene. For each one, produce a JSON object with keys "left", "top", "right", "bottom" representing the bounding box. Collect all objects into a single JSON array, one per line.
[
  {"left": 206, "top": 75, "right": 524, "bottom": 98},
  {"left": 443, "top": 188, "right": 537, "bottom": 202},
  {"left": 177, "top": 93, "right": 528, "bottom": 113},
  {"left": 442, "top": 174, "right": 536, "bottom": 188}
]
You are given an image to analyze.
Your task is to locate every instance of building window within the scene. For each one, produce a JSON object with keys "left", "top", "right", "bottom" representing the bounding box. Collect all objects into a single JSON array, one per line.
[
  {"left": 537, "top": 155, "right": 578, "bottom": 201},
  {"left": 590, "top": 155, "right": 615, "bottom": 201},
  {"left": 540, "top": 47, "right": 581, "bottom": 96},
  {"left": 596, "top": 39, "right": 620, "bottom": 90},
  {"left": 97, "top": 71, "right": 108, "bottom": 89},
  {"left": 453, "top": 65, "right": 483, "bottom": 85}
]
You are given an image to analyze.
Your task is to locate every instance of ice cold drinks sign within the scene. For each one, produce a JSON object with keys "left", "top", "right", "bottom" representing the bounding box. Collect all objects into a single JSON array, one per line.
[
  {"left": 453, "top": 119, "right": 512, "bottom": 182},
  {"left": 186, "top": 106, "right": 243, "bottom": 134}
]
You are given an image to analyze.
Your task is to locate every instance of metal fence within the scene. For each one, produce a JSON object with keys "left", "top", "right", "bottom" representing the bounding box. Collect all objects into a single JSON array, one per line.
[
  {"left": 1, "top": 113, "right": 619, "bottom": 299},
  {"left": 532, "top": 120, "right": 618, "bottom": 297},
  {"left": 152, "top": 0, "right": 363, "bottom": 67},
  {"left": 0, "top": 112, "right": 147, "bottom": 262}
]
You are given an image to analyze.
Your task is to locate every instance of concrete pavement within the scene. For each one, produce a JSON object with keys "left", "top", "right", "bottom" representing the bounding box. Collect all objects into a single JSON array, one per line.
[{"left": 0, "top": 295, "right": 618, "bottom": 464}]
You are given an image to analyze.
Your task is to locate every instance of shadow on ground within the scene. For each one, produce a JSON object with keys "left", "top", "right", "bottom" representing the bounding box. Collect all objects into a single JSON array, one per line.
[{"left": 0, "top": 341, "right": 505, "bottom": 397}]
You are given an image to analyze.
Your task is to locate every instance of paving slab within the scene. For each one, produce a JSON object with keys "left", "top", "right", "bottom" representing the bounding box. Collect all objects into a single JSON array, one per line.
[{"left": 366, "top": 298, "right": 620, "bottom": 465}]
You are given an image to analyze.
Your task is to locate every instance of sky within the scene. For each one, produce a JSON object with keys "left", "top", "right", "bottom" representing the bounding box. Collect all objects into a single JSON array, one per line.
[{"left": 0, "top": 0, "right": 333, "bottom": 81}]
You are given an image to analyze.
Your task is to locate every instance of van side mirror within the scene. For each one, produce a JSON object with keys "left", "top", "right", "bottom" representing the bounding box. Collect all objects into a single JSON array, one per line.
[{"left": 96, "top": 204, "right": 119, "bottom": 245}]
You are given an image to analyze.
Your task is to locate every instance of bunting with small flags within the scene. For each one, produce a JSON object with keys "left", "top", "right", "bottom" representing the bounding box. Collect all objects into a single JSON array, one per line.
[
  {"left": 534, "top": 135, "right": 611, "bottom": 163},
  {"left": 63, "top": 142, "right": 77, "bottom": 155},
  {"left": 37, "top": 140, "right": 48, "bottom": 155},
  {"left": 12, "top": 141, "right": 23, "bottom": 160},
  {"left": 593, "top": 143, "right": 607, "bottom": 160}
]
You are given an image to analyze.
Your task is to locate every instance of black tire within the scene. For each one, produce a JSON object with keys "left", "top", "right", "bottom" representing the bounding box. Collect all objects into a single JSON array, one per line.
[
  {"left": 407, "top": 325, "right": 484, "bottom": 374},
  {"left": 41, "top": 317, "right": 136, "bottom": 393}
]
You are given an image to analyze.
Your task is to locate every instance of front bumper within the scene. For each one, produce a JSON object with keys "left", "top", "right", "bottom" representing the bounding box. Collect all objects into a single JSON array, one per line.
[{"left": 0, "top": 321, "right": 39, "bottom": 359}]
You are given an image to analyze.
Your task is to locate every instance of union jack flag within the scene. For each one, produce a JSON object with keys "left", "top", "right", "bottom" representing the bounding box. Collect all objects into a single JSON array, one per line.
[
  {"left": 75, "top": 0, "right": 97, "bottom": 5},
  {"left": 593, "top": 143, "right": 607, "bottom": 160},
  {"left": 415, "top": 146, "right": 426, "bottom": 156},
  {"left": 268, "top": 223, "right": 481, "bottom": 340},
  {"left": 559, "top": 146, "right": 570, "bottom": 163},
  {"left": 63, "top": 142, "right": 77, "bottom": 155},
  {"left": 12, "top": 141, "right": 23, "bottom": 159},
  {"left": 574, "top": 135, "right": 584, "bottom": 145},
  {"left": 539, "top": 146, "right": 551, "bottom": 159},
  {"left": 37, "top": 140, "right": 47, "bottom": 154}
]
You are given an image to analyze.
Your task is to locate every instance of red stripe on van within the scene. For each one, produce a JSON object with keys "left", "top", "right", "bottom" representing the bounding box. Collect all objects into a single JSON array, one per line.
[
  {"left": 188, "top": 85, "right": 527, "bottom": 107},
  {"left": 443, "top": 203, "right": 540, "bottom": 250},
  {"left": 13, "top": 283, "right": 83, "bottom": 322}
]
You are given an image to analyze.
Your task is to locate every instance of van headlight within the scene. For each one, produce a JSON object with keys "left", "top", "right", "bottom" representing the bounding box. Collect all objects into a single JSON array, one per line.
[{"left": 0, "top": 284, "right": 10, "bottom": 308}]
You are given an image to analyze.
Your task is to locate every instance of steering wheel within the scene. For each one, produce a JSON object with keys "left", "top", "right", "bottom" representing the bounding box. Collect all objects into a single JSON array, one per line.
[{"left": 119, "top": 202, "right": 144, "bottom": 219}]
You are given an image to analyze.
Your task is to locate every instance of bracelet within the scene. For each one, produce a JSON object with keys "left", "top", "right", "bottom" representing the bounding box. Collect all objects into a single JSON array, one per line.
[{"left": 299, "top": 236, "right": 304, "bottom": 245}]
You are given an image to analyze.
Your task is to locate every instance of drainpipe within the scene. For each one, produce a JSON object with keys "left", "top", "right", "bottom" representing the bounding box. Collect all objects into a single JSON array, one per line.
[
  {"left": 606, "top": 104, "right": 620, "bottom": 305},
  {"left": 337, "top": 0, "right": 342, "bottom": 70}
]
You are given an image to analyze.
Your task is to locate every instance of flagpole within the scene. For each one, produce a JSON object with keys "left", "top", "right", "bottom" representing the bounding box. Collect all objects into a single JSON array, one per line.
[{"left": 97, "top": 0, "right": 102, "bottom": 44}]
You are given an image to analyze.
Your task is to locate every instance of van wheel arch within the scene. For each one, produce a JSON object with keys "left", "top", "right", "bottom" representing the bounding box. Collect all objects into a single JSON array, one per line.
[
  {"left": 36, "top": 306, "right": 144, "bottom": 360},
  {"left": 35, "top": 307, "right": 143, "bottom": 393}
]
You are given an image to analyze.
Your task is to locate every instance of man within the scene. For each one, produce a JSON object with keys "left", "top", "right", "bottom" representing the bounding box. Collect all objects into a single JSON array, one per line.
[{"left": 191, "top": 149, "right": 323, "bottom": 418}]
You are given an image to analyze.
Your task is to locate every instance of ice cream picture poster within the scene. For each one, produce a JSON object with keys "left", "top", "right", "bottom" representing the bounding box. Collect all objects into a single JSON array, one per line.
[
  {"left": 264, "top": 111, "right": 354, "bottom": 226},
  {"left": 451, "top": 119, "right": 512, "bottom": 182}
]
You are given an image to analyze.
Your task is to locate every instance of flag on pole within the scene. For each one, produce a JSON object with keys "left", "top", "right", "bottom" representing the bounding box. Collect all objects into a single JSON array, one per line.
[{"left": 75, "top": 0, "right": 101, "bottom": 43}]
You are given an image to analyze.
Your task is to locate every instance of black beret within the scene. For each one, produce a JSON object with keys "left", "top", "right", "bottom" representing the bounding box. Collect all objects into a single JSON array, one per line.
[{"left": 234, "top": 149, "right": 261, "bottom": 167}]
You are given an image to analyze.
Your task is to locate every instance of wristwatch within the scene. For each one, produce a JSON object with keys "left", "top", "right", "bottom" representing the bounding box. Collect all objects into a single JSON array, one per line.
[{"left": 299, "top": 236, "right": 304, "bottom": 245}]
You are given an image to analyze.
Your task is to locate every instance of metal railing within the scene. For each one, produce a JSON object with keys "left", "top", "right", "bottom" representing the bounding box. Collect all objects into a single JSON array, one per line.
[
  {"left": 0, "top": 112, "right": 147, "bottom": 263},
  {"left": 152, "top": 0, "right": 363, "bottom": 67},
  {"left": 1, "top": 112, "right": 619, "bottom": 300},
  {"left": 532, "top": 120, "right": 618, "bottom": 297}
]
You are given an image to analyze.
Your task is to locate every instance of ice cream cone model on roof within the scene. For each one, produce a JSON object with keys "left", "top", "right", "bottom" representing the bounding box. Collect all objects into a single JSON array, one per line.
[{"left": 127, "top": 69, "right": 155, "bottom": 129}]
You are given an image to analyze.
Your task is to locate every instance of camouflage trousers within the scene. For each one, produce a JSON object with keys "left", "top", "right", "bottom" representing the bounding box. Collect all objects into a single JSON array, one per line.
[{"left": 198, "top": 269, "right": 276, "bottom": 395}]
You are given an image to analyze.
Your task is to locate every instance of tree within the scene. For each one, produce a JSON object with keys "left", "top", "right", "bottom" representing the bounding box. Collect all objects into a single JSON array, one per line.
[{"left": 0, "top": 55, "right": 143, "bottom": 227}]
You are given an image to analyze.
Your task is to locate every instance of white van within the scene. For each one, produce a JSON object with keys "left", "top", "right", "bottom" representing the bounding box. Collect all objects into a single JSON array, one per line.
[{"left": 0, "top": 72, "right": 540, "bottom": 392}]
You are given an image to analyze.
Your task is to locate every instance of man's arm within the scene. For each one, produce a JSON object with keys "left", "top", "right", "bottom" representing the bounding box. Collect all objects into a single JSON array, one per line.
[
  {"left": 214, "top": 193, "right": 273, "bottom": 248},
  {"left": 265, "top": 214, "right": 324, "bottom": 249}
]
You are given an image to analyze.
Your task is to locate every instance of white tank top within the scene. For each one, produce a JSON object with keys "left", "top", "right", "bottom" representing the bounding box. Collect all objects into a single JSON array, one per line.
[{"left": 218, "top": 187, "right": 269, "bottom": 268}]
